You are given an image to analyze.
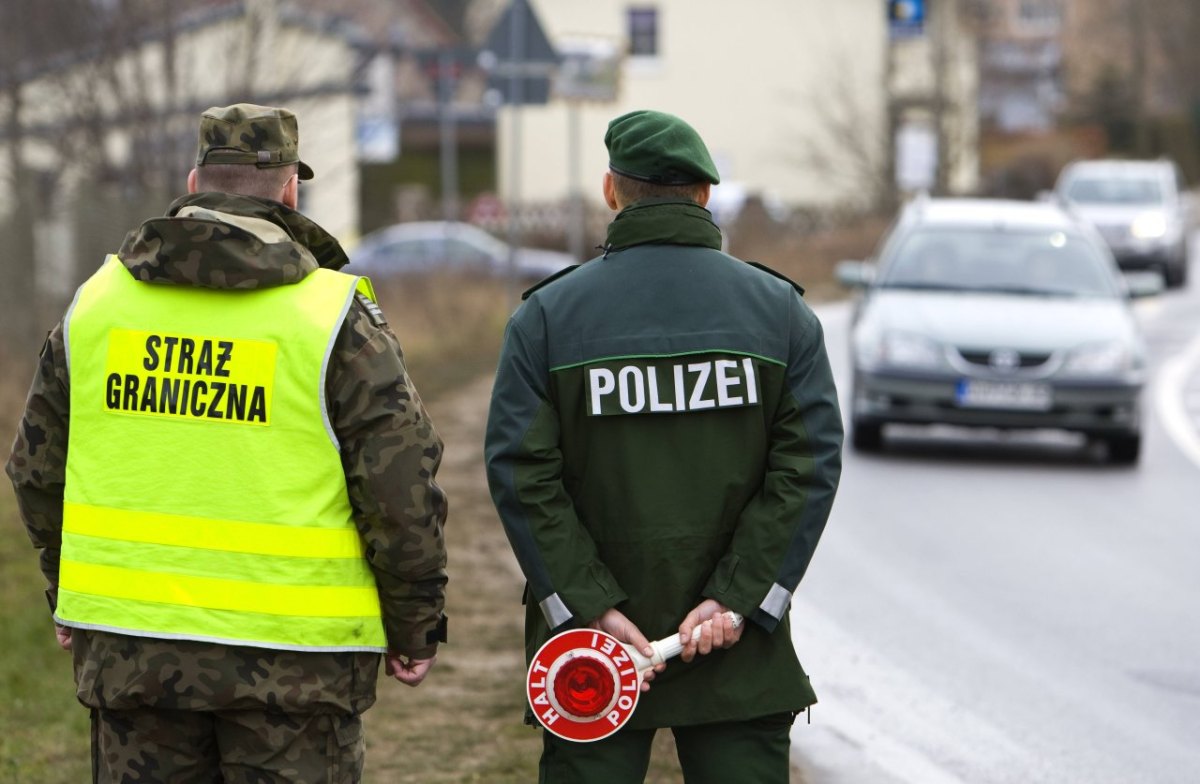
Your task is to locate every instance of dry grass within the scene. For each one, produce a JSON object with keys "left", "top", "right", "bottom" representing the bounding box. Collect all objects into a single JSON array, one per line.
[
  {"left": 371, "top": 274, "right": 514, "bottom": 401},
  {"left": 729, "top": 213, "right": 892, "bottom": 302}
]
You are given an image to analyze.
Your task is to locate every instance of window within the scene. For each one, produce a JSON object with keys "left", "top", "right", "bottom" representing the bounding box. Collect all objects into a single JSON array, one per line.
[
  {"left": 627, "top": 7, "right": 658, "bottom": 58},
  {"left": 1018, "top": 0, "right": 1061, "bottom": 28}
]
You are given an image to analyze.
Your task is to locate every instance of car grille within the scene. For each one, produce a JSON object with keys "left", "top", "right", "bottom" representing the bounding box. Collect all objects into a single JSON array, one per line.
[
  {"left": 1096, "top": 224, "right": 1129, "bottom": 244},
  {"left": 957, "top": 350, "right": 1052, "bottom": 369}
]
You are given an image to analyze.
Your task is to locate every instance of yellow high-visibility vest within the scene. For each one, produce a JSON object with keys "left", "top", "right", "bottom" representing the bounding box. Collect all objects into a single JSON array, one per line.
[{"left": 57, "top": 255, "right": 386, "bottom": 652}]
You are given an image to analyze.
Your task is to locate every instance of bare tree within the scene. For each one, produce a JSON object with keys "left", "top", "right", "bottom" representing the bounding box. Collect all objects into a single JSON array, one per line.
[
  {"left": 1065, "top": 0, "right": 1200, "bottom": 154},
  {"left": 790, "top": 54, "right": 891, "bottom": 213},
  {"left": 0, "top": 0, "right": 82, "bottom": 352},
  {"left": 0, "top": 0, "right": 355, "bottom": 353}
]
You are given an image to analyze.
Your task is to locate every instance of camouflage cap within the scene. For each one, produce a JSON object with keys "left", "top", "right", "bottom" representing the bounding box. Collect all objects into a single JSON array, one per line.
[
  {"left": 605, "top": 109, "right": 720, "bottom": 186},
  {"left": 196, "top": 103, "right": 314, "bottom": 180}
]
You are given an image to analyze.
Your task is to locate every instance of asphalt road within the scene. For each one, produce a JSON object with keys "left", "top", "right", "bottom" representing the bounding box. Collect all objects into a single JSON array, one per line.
[{"left": 790, "top": 263, "right": 1200, "bottom": 783}]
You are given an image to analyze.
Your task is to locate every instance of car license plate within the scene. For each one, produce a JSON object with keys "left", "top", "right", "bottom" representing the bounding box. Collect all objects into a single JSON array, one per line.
[{"left": 955, "top": 380, "right": 1052, "bottom": 411}]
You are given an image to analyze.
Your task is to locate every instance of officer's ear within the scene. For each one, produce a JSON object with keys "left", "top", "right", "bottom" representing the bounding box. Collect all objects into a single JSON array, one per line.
[
  {"left": 280, "top": 173, "right": 299, "bottom": 210},
  {"left": 187, "top": 168, "right": 199, "bottom": 194},
  {"left": 695, "top": 182, "right": 712, "bottom": 208},
  {"left": 603, "top": 171, "right": 620, "bottom": 211}
]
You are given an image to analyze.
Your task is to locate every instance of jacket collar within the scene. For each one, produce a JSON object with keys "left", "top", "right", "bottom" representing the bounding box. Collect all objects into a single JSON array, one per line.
[
  {"left": 115, "top": 192, "right": 350, "bottom": 290},
  {"left": 603, "top": 198, "right": 723, "bottom": 254}
]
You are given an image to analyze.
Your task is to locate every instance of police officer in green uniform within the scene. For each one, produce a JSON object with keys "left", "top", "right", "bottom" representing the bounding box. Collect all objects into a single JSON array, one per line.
[
  {"left": 7, "top": 104, "right": 448, "bottom": 783},
  {"left": 484, "top": 109, "right": 843, "bottom": 783}
]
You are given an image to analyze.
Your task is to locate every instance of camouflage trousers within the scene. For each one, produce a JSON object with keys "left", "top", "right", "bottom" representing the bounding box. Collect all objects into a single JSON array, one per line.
[{"left": 90, "top": 705, "right": 364, "bottom": 783}]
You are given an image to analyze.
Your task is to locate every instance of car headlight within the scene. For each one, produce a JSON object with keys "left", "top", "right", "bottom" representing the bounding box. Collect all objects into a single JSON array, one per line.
[
  {"left": 858, "top": 331, "right": 944, "bottom": 370},
  {"left": 1130, "top": 212, "right": 1167, "bottom": 240},
  {"left": 1062, "top": 341, "right": 1134, "bottom": 376}
]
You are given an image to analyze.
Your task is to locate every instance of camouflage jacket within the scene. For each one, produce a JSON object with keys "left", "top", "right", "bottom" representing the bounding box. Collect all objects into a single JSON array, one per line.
[{"left": 6, "top": 192, "right": 448, "bottom": 714}]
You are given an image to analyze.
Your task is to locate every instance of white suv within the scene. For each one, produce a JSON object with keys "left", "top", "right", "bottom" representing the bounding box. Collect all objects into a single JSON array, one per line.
[{"left": 1053, "top": 159, "right": 1192, "bottom": 288}]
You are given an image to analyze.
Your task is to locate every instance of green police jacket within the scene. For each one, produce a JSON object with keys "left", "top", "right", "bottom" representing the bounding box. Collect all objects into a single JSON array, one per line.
[{"left": 485, "top": 199, "right": 843, "bottom": 728}]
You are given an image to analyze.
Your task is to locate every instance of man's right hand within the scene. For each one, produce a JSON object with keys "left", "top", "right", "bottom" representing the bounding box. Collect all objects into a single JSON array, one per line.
[
  {"left": 678, "top": 599, "right": 743, "bottom": 663},
  {"left": 385, "top": 653, "right": 436, "bottom": 687},
  {"left": 589, "top": 608, "right": 664, "bottom": 691},
  {"left": 54, "top": 624, "right": 72, "bottom": 651}
]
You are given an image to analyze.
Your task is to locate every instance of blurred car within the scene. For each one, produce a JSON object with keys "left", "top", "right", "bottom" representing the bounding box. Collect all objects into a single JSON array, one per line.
[
  {"left": 837, "top": 197, "right": 1157, "bottom": 464},
  {"left": 1052, "top": 158, "right": 1192, "bottom": 288},
  {"left": 348, "top": 221, "right": 575, "bottom": 281}
]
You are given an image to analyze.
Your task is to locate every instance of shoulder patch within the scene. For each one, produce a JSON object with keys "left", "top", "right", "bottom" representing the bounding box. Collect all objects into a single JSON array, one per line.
[
  {"left": 355, "top": 292, "right": 388, "bottom": 327},
  {"left": 747, "top": 261, "right": 805, "bottom": 296},
  {"left": 521, "top": 263, "right": 581, "bottom": 300}
]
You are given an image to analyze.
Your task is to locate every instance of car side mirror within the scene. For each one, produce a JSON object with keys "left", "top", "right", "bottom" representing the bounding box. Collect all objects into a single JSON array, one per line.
[
  {"left": 835, "top": 260, "right": 876, "bottom": 289},
  {"left": 1122, "top": 270, "right": 1165, "bottom": 299}
]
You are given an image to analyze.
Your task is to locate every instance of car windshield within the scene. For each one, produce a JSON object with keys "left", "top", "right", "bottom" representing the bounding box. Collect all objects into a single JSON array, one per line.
[
  {"left": 879, "top": 227, "right": 1118, "bottom": 298},
  {"left": 448, "top": 224, "right": 509, "bottom": 260},
  {"left": 1064, "top": 176, "right": 1163, "bottom": 205}
]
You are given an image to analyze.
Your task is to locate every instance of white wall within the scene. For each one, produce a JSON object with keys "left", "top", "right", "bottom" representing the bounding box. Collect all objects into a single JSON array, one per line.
[{"left": 498, "top": 0, "right": 888, "bottom": 209}]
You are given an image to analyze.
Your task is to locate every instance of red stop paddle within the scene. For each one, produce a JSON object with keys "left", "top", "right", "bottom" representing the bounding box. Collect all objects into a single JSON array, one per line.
[{"left": 526, "top": 611, "right": 744, "bottom": 742}]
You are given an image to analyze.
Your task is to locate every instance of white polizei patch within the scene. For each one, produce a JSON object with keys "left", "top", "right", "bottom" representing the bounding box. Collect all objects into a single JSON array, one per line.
[
  {"left": 647, "top": 367, "right": 673, "bottom": 412},
  {"left": 586, "top": 357, "right": 761, "bottom": 416},
  {"left": 1154, "top": 331, "right": 1200, "bottom": 470}
]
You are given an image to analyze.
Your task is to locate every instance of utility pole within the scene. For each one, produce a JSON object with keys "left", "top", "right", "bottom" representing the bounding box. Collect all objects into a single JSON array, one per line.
[
  {"left": 438, "top": 49, "right": 460, "bottom": 224},
  {"left": 1126, "top": 0, "right": 1149, "bottom": 156},
  {"left": 931, "top": 0, "right": 950, "bottom": 195},
  {"left": 505, "top": 0, "right": 525, "bottom": 304},
  {"left": 566, "top": 99, "right": 585, "bottom": 261},
  {"left": 884, "top": 18, "right": 899, "bottom": 212}
]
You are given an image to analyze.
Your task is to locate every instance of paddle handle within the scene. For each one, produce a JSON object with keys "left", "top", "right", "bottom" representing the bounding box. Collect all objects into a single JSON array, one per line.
[{"left": 629, "top": 611, "right": 744, "bottom": 670}]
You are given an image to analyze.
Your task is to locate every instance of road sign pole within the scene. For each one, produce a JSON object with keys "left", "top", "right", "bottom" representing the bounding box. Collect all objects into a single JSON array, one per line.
[
  {"left": 568, "top": 99, "right": 586, "bottom": 262},
  {"left": 506, "top": 0, "right": 525, "bottom": 304},
  {"left": 438, "top": 49, "right": 459, "bottom": 224}
]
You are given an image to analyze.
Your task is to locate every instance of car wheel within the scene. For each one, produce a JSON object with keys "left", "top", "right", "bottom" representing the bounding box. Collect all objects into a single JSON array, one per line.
[
  {"left": 1164, "top": 260, "right": 1187, "bottom": 289},
  {"left": 851, "top": 420, "right": 883, "bottom": 452},
  {"left": 1106, "top": 434, "right": 1141, "bottom": 465}
]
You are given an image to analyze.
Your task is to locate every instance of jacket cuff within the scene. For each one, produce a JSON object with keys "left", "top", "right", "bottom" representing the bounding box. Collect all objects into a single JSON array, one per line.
[
  {"left": 703, "top": 580, "right": 791, "bottom": 633},
  {"left": 386, "top": 613, "right": 447, "bottom": 658}
]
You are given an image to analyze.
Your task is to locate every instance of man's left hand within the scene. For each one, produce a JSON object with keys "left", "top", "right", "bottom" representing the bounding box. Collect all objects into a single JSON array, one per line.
[{"left": 54, "top": 624, "right": 72, "bottom": 651}]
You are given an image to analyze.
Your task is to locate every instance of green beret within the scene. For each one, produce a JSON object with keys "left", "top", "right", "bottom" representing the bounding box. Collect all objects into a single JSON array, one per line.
[
  {"left": 196, "top": 103, "right": 314, "bottom": 180},
  {"left": 605, "top": 110, "right": 720, "bottom": 186}
]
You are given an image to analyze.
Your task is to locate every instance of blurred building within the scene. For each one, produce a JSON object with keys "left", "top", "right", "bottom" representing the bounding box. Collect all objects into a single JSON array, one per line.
[
  {"left": 0, "top": 1, "right": 365, "bottom": 306},
  {"left": 887, "top": 0, "right": 983, "bottom": 197},
  {"left": 305, "top": 0, "right": 504, "bottom": 233},
  {"left": 476, "top": 0, "right": 980, "bottom": 214},
  {"left": 484, "top": 0, "right": 890, "bottom": 211},
  {"left": 977, "top": 0, "right": 1064, "bottom": 132}
]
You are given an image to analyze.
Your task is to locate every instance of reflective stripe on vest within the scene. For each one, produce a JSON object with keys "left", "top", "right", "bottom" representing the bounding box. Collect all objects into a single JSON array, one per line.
[{"left": 58, "top": 256, "right": 386, "bottom": 652}]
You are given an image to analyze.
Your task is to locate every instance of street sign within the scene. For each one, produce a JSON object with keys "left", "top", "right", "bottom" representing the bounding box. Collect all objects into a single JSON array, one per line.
[
  {"left": 889, "top": 0, "right": 925, "bottom": 38},
  {"left": 480, "top": 0, "right": 560, "bottom": 105},
  {"left": 555, "top": 36, "right": 621, "bottom": 103},
  {"left": 895, "top": 119, "right": 937, "bottom": 192},
  {"left": 526, "top": 628, "right": 643, "bottom": 743},
  {"left": 526, "top": 611, "right": 744, "bottom": 742}
]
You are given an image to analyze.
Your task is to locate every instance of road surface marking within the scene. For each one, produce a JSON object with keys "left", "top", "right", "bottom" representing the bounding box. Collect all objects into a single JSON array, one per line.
[{"left": 1154, "top": 331, "right": 1200, "bottom": 470}]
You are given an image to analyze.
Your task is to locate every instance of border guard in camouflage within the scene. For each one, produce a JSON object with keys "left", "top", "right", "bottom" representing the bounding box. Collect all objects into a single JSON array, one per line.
[
  {"left": 485, "top": 109, "right": 843, "bottom": 783},
  {"left": 7, "top": 103, "right": 448, "bottom": 783}
]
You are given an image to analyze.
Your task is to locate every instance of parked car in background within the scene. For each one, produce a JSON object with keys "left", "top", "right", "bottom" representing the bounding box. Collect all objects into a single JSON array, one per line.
[
  {"left": 837, "top": 197, "right": 1158, "bottom": 464},
  {"left": 348, "top": 221, "right": 575, "bottom": 281},
  {"left": 1052, "top": 158, "right": 1192, "bottom": 288}
]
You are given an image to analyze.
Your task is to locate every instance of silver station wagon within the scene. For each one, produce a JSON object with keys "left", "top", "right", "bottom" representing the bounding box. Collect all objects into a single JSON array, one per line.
[{"left": 837, "top": 197, "right": 1159, "bottom": 464}]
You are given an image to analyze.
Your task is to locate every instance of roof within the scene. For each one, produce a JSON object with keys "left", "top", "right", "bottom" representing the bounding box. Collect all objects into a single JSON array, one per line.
[
  {"left": 1059, "top": 159, "right": 1176, "bottom": 180},
  {"left": 904, "top": 197, "right": 1080, "bottom": 231},
  {"left": 2, "top": 1, "right": 369, "bottom": 90}
]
